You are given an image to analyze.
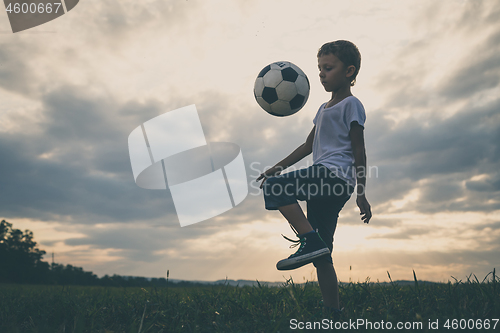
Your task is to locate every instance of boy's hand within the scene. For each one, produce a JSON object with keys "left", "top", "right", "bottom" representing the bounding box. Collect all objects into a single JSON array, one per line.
[
  {"left": 255, "top": 166, "right": 283, "bottom": 189},
  {"left": 356, "top": 195, "right": 372, "bottom": 224}
]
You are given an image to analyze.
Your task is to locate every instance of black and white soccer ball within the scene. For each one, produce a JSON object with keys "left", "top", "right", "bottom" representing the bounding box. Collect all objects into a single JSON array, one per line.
[{"left": 254, "top": 61, "right": 310, "bottom": 117}]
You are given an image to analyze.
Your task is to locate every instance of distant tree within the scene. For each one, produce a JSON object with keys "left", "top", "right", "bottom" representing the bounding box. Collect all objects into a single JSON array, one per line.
[
  {"left": 49, "top": 263, "right": 99, "bottom": 286},
  {"left": 0, "top": 220, "right": 100, "bottom": 285},
  {"left": 0, "top": 219, "right": 49, "bottom": 283}
]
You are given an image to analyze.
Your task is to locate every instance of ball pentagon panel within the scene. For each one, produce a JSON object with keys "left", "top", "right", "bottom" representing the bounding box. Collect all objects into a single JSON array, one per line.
[
  {"left": 290, "top": 94, "right": 306, "bottom": 111},
  {"left": 261, "top": 86, "right": 279, "bottom": 104},
  {"left": 281, "top": 67, "right": 299, "bottom": 82}
]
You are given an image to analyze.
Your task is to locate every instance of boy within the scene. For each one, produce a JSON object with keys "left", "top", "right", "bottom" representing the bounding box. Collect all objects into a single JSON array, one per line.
[{"left": 256, "top": 40, "right": 372, "bottom": 312}]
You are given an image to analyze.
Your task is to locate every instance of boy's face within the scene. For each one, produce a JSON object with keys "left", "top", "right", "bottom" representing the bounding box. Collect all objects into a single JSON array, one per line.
[{"left": 318, "top": 53, "right": 354, "bottom": 92}]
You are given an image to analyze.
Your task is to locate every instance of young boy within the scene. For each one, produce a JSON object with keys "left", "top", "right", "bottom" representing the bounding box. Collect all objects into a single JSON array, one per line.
[{"left": 256, "top": 40, "right": 372, "bottom": 312}]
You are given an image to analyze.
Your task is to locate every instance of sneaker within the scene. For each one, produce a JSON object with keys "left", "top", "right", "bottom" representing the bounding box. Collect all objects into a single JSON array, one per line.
[{"left": 276, "top": 231, "right": 330, "bottom": 270}]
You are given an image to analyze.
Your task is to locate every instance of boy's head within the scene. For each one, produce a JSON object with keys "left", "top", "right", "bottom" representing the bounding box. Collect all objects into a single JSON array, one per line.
[{"left": 317, "top": 40, "right": 361, "bottom": 86}]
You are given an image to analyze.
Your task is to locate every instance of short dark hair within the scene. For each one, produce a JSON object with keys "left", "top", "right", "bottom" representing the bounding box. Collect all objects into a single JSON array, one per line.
[{"left": 317, "top": 40, "right": 361, "bottom": 86}]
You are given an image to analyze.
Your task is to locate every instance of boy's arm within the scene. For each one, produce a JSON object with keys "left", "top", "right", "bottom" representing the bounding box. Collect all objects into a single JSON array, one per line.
[
  {"left": 256, "top": 126, "right": 315, "bottom": 187},
  {"left": 349, "top": 121, "right": 372, "bottom": 224},
  {"left": 273, "top": 126, "right": 315, "bottom": 170}
]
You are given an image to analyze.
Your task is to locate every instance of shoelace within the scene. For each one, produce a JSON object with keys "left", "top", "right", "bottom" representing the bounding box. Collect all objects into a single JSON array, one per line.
[
  {"left": 282, "top": 222, "right": 302, "bottom": 248},
  {"left": 281, "top": 234, "right": 301, "bottom": 248}
]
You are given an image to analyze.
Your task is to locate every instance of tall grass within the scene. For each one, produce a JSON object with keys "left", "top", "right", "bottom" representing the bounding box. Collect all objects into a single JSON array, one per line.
[{"left": 0, "top": 270, "right": 498, "bottom": 332}]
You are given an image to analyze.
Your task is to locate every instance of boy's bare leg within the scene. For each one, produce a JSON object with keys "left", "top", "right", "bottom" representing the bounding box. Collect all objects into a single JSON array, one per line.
[
  {"left": 278, "top": 203, "right": 313, "bottom": 235},
  {"left": 316, "top": 261, "right": 340, "bottom": 308}
]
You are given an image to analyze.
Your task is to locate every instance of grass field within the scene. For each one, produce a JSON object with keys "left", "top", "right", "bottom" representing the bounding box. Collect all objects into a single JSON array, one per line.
[{"left": 0, "top": 271, "right": 499, "bottom": 332}]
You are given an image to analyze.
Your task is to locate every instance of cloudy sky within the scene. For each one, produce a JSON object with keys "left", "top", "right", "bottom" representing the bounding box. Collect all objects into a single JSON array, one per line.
[{"left": 1, "top": 0, "right": 499, "bottom": 284}]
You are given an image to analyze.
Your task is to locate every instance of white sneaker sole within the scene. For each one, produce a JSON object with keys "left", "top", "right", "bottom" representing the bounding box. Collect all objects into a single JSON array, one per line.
[{"left": 276, "top": 248, "right": 330, "bottom": 271}]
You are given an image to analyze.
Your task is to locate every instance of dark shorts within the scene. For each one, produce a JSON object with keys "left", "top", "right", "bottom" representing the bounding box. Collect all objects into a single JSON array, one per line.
[{"left": 263, "top": 164, "right": 353, "bottom": 266}]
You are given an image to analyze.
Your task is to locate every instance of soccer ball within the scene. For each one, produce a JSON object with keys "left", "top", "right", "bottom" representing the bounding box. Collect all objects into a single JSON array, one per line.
[{"left": 254, "top": 61, "right": 310, "bottom": 117}]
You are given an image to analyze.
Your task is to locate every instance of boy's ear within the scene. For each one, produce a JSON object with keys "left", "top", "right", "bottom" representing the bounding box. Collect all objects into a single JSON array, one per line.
[{"left": 345, "top": 65, "right": 356, "bottom": 78}]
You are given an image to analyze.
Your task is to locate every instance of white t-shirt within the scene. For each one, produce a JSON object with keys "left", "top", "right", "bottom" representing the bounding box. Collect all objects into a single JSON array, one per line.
[{"left": 312, "top": 96, "right": 366, "bottom": 187}]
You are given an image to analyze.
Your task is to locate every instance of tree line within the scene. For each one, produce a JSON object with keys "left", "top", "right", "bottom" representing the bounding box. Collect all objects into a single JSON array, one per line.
[{"left": 0, "top": 220, "right": 202, "bottom": 287}]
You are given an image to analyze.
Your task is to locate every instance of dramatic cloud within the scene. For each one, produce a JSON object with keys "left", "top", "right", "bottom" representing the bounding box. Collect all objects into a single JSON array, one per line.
[{"left": 0, "top": 42, "right": 42, "bottom": 96}]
